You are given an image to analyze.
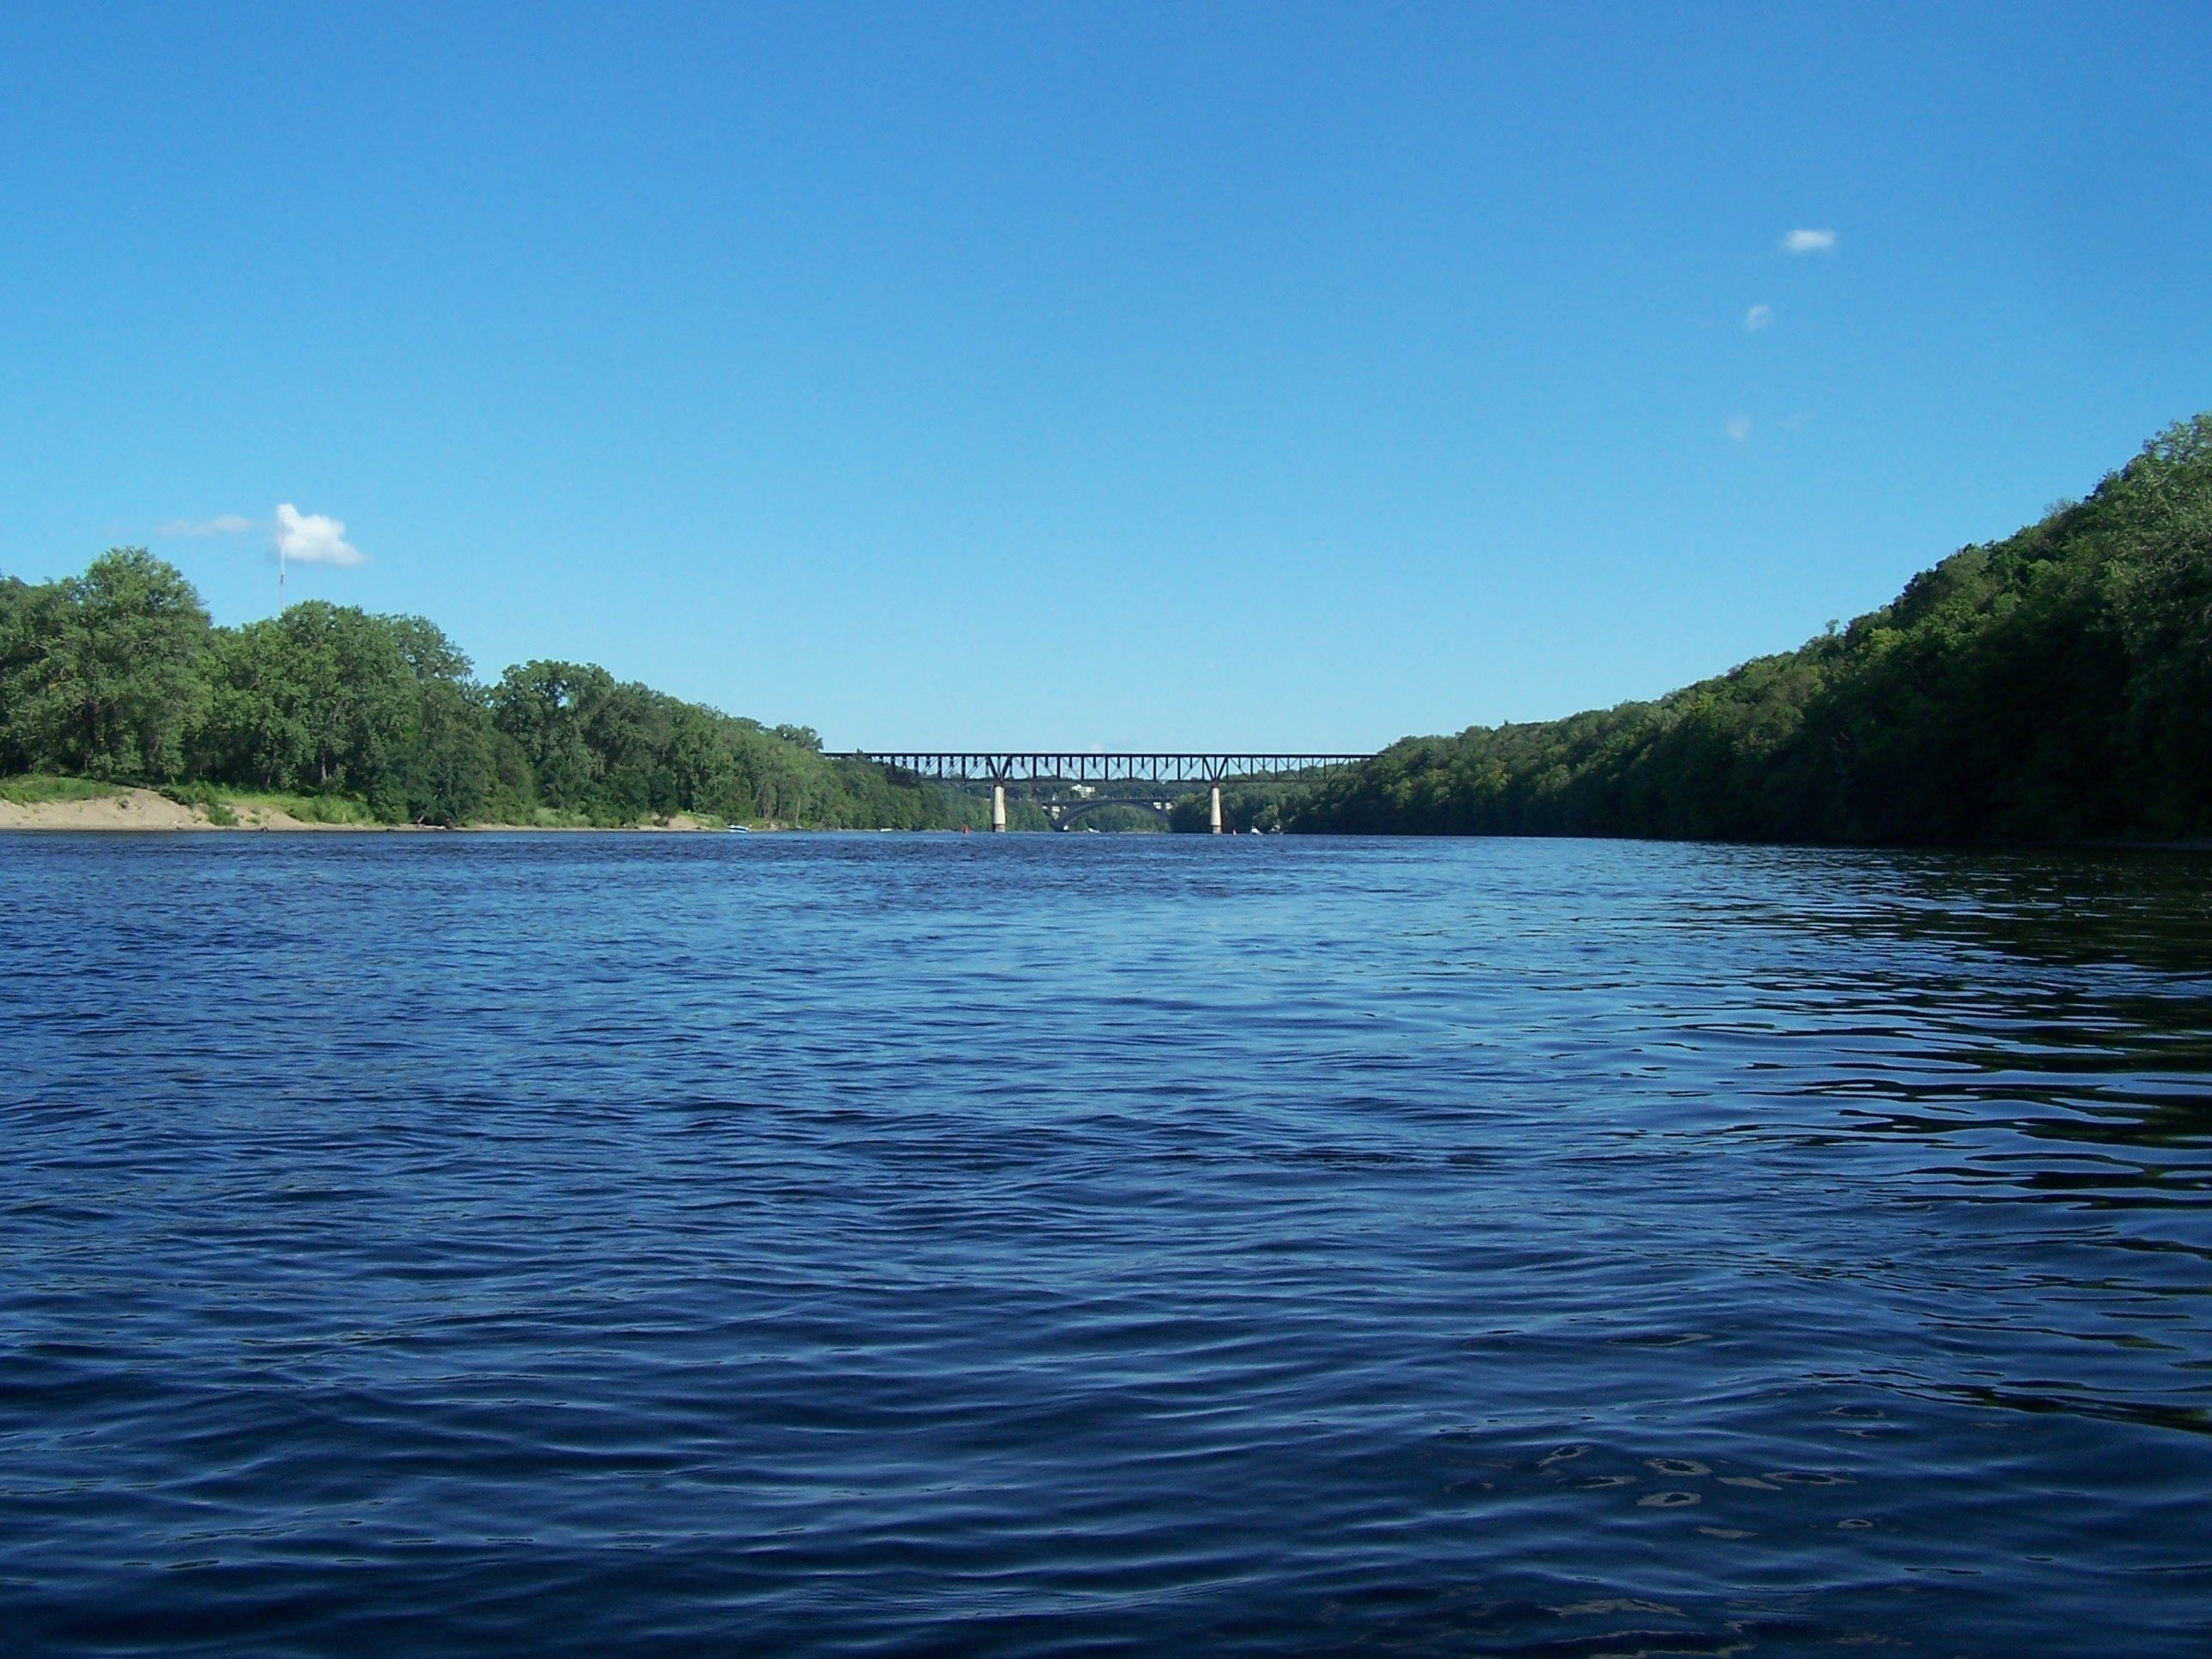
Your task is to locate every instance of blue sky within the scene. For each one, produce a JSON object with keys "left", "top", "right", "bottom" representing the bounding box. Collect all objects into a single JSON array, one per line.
[{"left": 3, "top": 3, "right": 2206, "bottom": 750}]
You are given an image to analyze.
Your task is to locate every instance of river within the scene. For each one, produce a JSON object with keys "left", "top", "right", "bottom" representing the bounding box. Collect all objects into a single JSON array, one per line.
[{"left": 3, "top": 832, "right": 2208, "bottom": 1654}]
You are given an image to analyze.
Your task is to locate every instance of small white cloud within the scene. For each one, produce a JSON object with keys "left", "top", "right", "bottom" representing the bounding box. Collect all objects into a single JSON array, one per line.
[
  {"left": 159, "top": 514, "right": 256, "bottom": 538},
  {"left": 1782, "top": 228, "right": 1836, "bottom": 254},
  {"left": 1725, "top": 415, "right": 1753, "bottom": 443},
  {"left": 1744, "top": 304, "right": 1772, "bottom": 332},
  {"left": 275, "top": 503, "right": 366, "bottom": 568}
]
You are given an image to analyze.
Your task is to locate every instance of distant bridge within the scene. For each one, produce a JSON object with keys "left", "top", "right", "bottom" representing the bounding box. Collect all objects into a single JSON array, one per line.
[{"left": 853, "top": 751, "right": 1372, "bottom": 832}]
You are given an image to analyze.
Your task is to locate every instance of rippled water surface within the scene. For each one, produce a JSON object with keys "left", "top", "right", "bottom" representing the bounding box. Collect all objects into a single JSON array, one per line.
[{"left": 3, "top": 832, "right": 2210, "bottom": 1655}]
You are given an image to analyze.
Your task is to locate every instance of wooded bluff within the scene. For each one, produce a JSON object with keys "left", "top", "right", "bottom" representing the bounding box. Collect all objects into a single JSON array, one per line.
[{"left": 1277, "top": 415, "right": 2212, "bottom": 842}]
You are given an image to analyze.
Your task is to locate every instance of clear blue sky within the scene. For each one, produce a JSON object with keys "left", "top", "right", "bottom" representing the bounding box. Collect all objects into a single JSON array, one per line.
[{"left": 3, "top": 3, "right": 2206, "bottom": 750}]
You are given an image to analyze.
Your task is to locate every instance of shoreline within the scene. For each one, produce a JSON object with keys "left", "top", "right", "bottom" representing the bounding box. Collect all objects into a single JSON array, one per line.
[
  {"left": 0, "top": 788, "right": 732, "bottom": 834},
  {"left": 5, "top": 789, "right": 2206, "bottom": 850}
]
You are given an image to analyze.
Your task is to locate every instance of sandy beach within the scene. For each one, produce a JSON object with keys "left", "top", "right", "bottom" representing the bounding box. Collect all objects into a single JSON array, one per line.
[
  {"left": 0, "top": 789, "right": 721, "bottom": 832},
  {"left": 0, "top": 789, "right": 374, "bottom": 831}
]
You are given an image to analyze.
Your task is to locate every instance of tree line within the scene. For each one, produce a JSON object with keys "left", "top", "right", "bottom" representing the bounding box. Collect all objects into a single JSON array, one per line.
[
  {"left": 0, "top": 556, "right": 988, "bottom": 829},
  {"left": 9, "top": 412, "right": 2206, "bottom": 841},
  {"left": 1285, "top": 414, "right": 2212, "bottom": 842}
]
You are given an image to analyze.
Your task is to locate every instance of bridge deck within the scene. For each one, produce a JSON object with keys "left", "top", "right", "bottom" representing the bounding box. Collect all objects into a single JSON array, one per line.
[{"left": 856, "top": 752, "right": 1370, "bottom": 784}]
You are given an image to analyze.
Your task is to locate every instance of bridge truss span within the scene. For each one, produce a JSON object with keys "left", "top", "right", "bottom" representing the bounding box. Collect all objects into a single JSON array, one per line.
[
  {"left": 851, "top": 751, "right": 1372, "bottom": 833},
  {"left": 855, "top": 752, "right": 1370, "bottom": 786}
]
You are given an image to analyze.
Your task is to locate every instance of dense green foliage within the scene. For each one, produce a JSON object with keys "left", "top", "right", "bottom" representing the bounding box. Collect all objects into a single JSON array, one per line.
[
  {"left": 0, "top": 550, "right": 210, "bottom": 782},
  {"left": 1290, "top": 416, "right": 2212, "bottom": 843},
  {"left": 0, "top": 556, "right": 987, "bottom": 829}
]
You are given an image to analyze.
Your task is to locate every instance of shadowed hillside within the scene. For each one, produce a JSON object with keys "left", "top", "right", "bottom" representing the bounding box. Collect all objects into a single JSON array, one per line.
[{"left": 1289, "top": 416, "right": 2212, "bottom": 843}]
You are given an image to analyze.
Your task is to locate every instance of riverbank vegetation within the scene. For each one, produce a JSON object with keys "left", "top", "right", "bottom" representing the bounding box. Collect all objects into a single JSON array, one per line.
[
  {"left": 0, "top": 557, "right": 988, "bottom": 829},
  {"left": 9, "top": 414, "right": 2206, "bottom": 841},
  {"left": 1285, "top": 414, "right": 2212, "bottom": 842},
  {"left": 0, "top": 772, "right": 129, "bottom": 807}
]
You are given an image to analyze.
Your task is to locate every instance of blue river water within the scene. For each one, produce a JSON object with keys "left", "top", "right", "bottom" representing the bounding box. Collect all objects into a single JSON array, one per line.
[{"left": 3, "top": 831, "right": 2209, "bottom": 1656}]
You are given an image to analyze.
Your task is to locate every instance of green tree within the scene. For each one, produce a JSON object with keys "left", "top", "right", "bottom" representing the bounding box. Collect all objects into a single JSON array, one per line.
[
  {"left": 0, "top": 575, "right": 71, "bottom": 774},
  {"left": 490, "top": 660, "right": 613, "bottom": 812},
  {"left": 7, "top": 550, "right": 211, "bottom": 780},
  {"left": 397, "top": 678, "right": 498, "bottom": 825}
]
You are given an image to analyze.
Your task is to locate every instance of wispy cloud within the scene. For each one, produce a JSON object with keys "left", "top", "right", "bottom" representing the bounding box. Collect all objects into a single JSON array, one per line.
[
  {"left": 1744, "top": 303, "right": 1772, "bottom": 331},
  {"left": 159, "top": 514, "right": 256, "bottom": 538},
  {"left": 275, "top": 503, "right": 366, "bottom": 567},
  {"left": 1725, "top": 415, "right": 1753, "bottom": 443},
  {"left": 1781, "top": 228, "right": 1836, "bottom": 254}
]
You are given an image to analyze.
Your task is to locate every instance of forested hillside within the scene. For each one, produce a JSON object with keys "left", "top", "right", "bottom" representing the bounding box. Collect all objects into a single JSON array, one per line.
[
  {"left": 1290, "top": 415, "right": 2212, "bottom": 843},
  {"left": 0, "top": 556, "right": 986, "bottom": 829}
]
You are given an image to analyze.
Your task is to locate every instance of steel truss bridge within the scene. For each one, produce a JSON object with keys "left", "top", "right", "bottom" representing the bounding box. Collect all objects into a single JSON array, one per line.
[{"left": 854, "top": 751, "right": 1371, "bottom": 831}]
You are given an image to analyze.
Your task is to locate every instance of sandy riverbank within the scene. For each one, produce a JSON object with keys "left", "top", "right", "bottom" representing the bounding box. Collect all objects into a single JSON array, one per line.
[
  {"left": 0, "top": 788, "right": 380, "bottom": 830},
  {"left": 0, "top": 790, "right": 722, "bottom": 832}
]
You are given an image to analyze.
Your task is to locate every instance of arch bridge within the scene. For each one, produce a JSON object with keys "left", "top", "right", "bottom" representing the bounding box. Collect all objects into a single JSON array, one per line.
[{"left": 854, "top": 752, "right": 1372, "bottom": 833}]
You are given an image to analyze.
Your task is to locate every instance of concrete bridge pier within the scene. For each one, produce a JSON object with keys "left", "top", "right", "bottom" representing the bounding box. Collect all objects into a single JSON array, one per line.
[
  {"left": 1210, "top": 783, "right": 1224, "bottom": 835},
  {"left": 991, "top": 783, "right": 1007, "bottom": 833}
]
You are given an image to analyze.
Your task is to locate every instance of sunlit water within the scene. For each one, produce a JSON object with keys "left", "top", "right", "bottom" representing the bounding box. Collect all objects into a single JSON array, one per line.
[{"left": 3, "top": 832, "right": 2209, "bottom": 1656}]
